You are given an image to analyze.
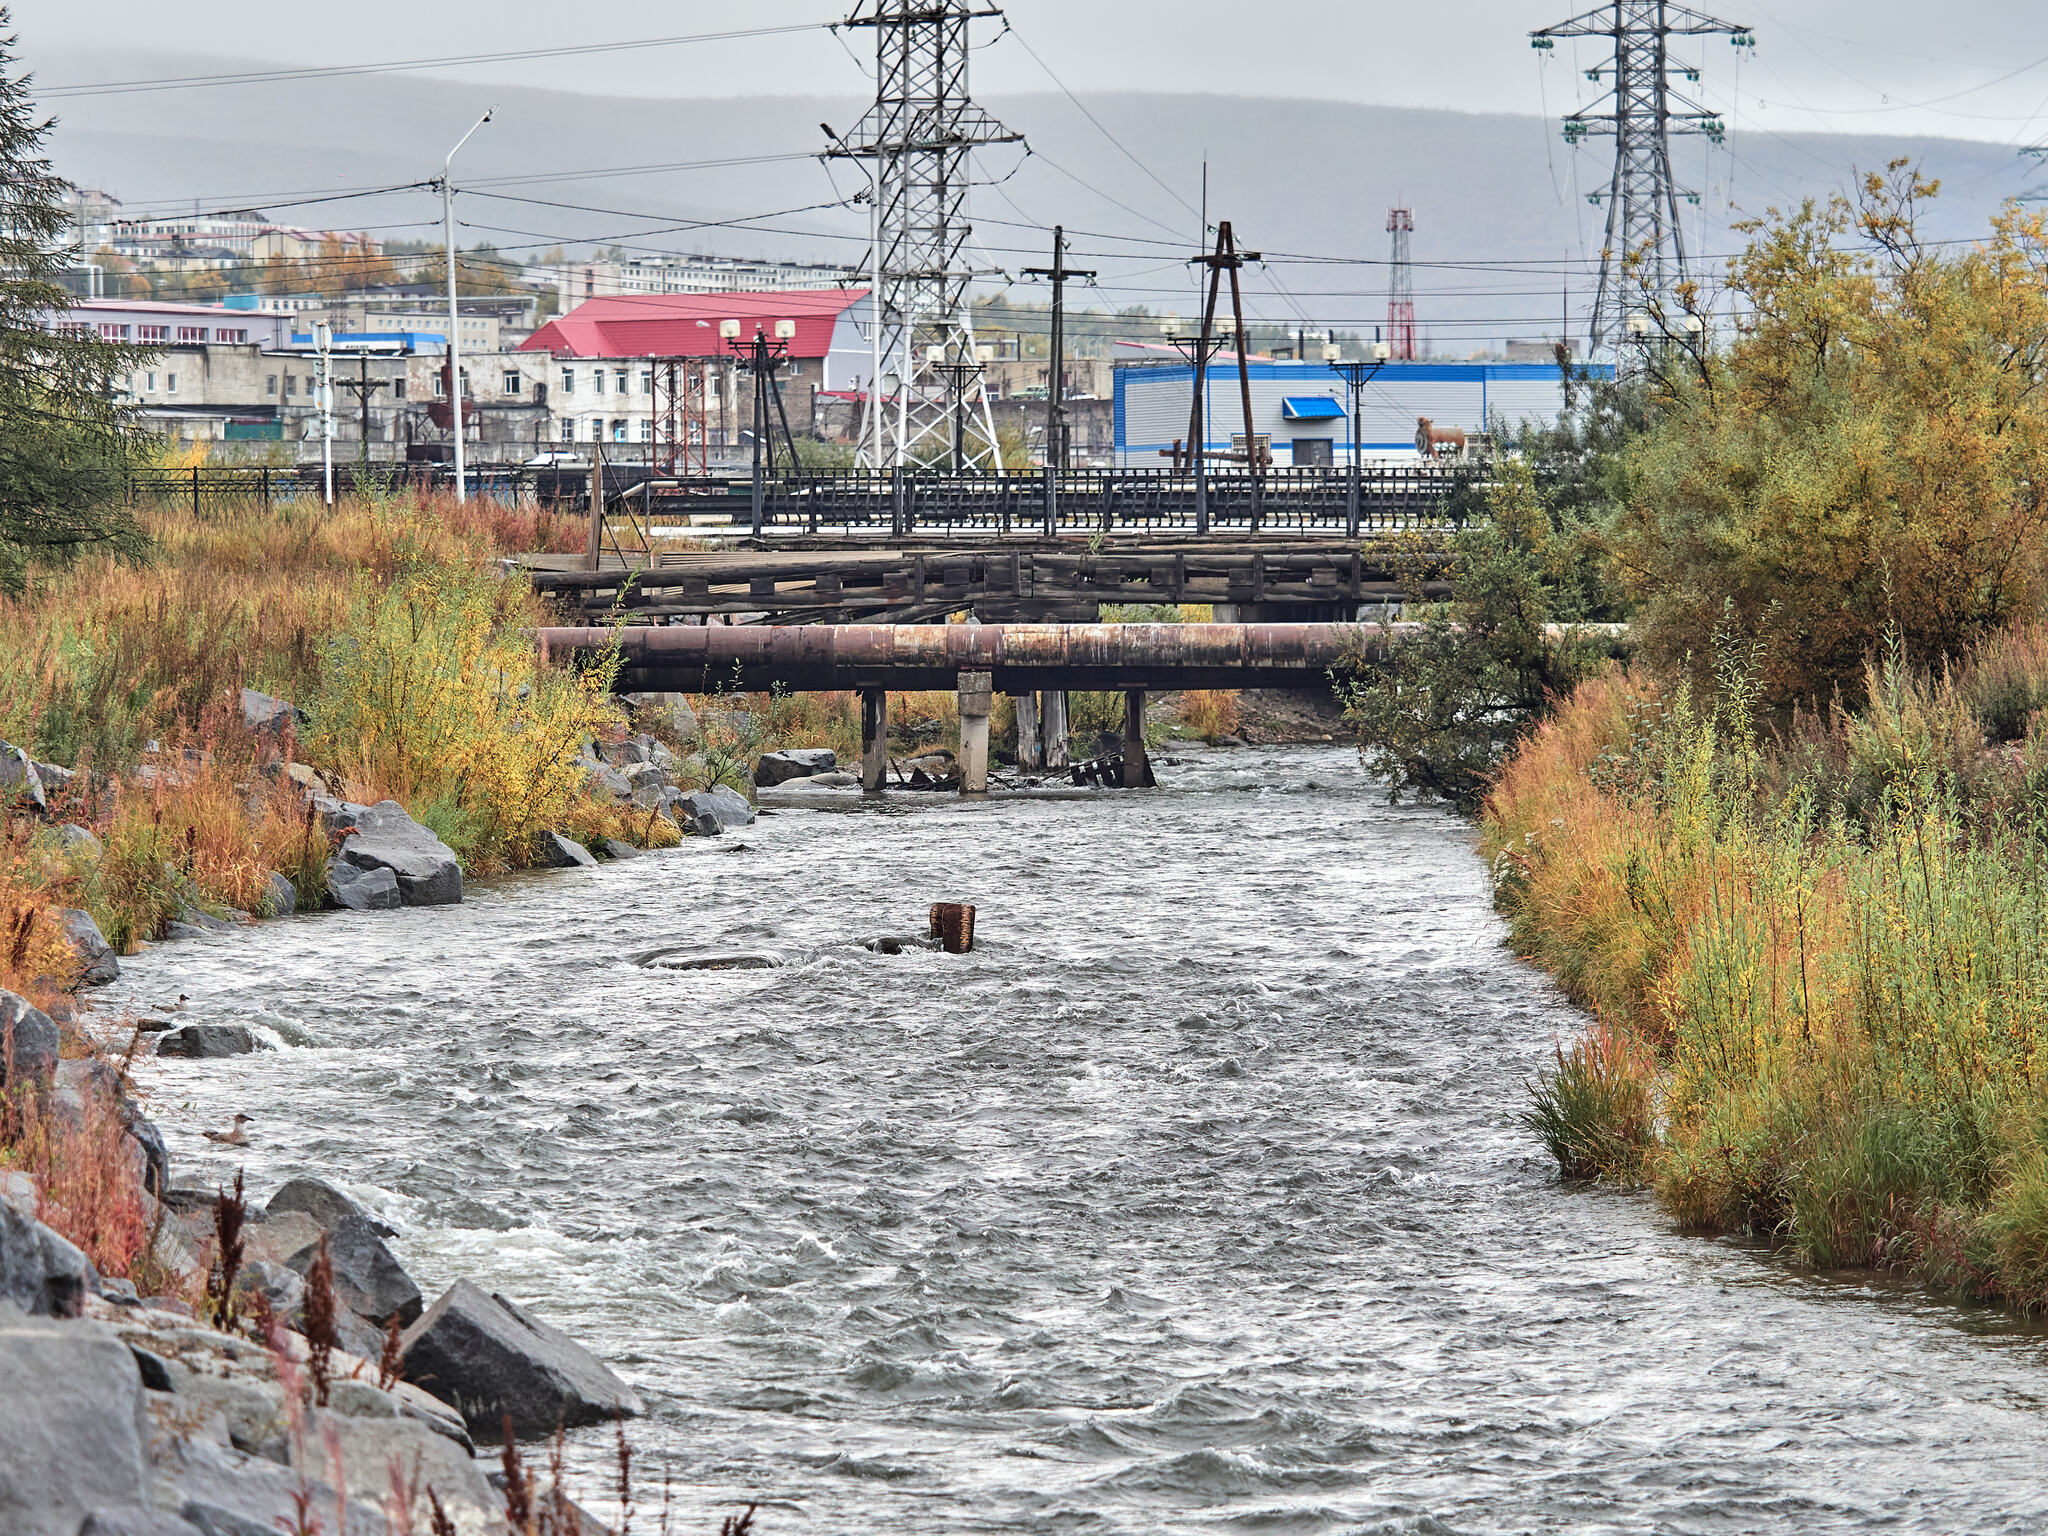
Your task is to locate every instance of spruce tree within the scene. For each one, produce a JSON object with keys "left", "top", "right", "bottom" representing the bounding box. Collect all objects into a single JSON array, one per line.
[{"left": 0, "top": 11, "right": 148, "bottom": 592}]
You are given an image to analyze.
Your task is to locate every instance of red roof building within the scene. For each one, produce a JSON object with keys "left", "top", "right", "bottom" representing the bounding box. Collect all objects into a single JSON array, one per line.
[{"left": 520, "top": 289, "right": 874, "bottom": 392}]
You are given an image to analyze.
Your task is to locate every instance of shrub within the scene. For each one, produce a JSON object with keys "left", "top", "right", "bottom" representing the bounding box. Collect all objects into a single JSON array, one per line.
[{"left": 1525, "top": 1024, "right": 1658, "bottom": 1183}]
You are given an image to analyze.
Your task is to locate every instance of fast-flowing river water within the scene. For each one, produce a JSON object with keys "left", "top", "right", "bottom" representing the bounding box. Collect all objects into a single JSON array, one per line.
[{"left": 121, "top": 744, "right": 2048, "bottom": 1534}]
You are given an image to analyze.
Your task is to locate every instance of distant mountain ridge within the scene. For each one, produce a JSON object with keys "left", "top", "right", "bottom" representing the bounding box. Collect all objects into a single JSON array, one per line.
[{"left": 35, "top": 44, "right": 2039, "bottom": 342}]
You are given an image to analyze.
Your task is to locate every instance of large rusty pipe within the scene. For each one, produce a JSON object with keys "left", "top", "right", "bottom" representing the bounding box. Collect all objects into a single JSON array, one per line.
[{"left": 534, "top": 622, "right": 1408, "bottom": 694}]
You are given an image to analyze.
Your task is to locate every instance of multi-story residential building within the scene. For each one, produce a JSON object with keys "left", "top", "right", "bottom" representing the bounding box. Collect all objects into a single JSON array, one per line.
[{"left": 538, "top": 254, "right": 860, "bottom": 312}]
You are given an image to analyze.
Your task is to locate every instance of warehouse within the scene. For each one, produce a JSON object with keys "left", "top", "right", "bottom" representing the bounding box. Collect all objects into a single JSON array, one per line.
[{"left": 1111, "top": 357, "right": 1612, "bottom": 468}]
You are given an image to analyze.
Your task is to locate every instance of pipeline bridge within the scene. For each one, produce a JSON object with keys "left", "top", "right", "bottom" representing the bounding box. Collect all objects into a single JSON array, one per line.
[{"left": 536, "top": 621, "right": 1393, "bottom": 794}]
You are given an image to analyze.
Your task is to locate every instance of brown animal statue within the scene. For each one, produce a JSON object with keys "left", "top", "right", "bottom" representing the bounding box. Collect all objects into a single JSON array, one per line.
[{"left": 1415, "top": 417, "right": 1468, "bottom": 458}]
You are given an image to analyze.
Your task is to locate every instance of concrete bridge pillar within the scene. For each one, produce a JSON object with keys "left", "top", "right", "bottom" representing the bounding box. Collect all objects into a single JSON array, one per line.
[
  {"left": 1012, "top": 691, "right": 1041, "bottom": 770},
  {"left": 860, "top": 687, "right": 888, "bottom": 794},
  {"left": 1041, "top": 689, "right": 1070, "bottom": 769},
  {"left": 1122, "top": 689, "right": 1150, "bottom": 788},
  {"left": 958, "top": 671, "right": 993, "bottom": 797}
]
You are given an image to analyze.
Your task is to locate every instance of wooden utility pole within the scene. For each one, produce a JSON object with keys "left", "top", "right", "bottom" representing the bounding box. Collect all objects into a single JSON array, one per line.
[
  {"left": 332, "top": 352, "right": 391, "bottom": 469},
  {"left": 1183, "top": 222, "right": 1263, "bottom": 535},
  {"left": 1022, "top": 225, "right": 1095, "bottom": 536}
]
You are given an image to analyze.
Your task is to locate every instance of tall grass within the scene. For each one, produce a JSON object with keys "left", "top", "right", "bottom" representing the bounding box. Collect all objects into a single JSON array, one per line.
[{"left": 1491, "top": 633, "right": 2048, "bottom": 1305}]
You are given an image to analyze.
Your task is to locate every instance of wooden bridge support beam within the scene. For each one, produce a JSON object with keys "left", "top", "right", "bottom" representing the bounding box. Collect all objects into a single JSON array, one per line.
[
  {"left": 1042, "top": 690, "right": 1070, "bottom": 769},
  {"left": 861, "top": 687, "right": 888, "bottom": 794},
  {"left": 1123, "top": 689, "right": 1150, "bottom": 788},
  {"left": 958, "top": 672, "right": 993, "bottom": 797},
  {"left": 1012, "top": 691, "right": 1041, "bottom": 770}
]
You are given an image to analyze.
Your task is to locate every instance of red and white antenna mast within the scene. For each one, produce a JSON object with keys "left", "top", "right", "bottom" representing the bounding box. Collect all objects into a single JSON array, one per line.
[{"left": 1386, "top": 208, "right": 1416, "bottom": 361}]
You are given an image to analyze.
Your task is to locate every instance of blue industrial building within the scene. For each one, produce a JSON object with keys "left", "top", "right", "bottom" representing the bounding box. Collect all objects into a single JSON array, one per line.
[{"left": 1112, "top": 358, "right": 1613, "bottom": 468}]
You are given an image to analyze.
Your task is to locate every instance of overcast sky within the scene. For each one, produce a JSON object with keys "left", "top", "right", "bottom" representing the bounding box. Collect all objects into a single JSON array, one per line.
[{"left": 11, "top": 0, "right": 2048, "bottom": 146}]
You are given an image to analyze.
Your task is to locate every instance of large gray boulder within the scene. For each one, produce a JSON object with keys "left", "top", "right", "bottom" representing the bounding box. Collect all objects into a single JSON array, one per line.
[
  {"left": 0, "top": 989, "right": 60, "bottom": 1090},
  {"left": 0, "top": 1309, "right": 150, "bottom": 1535},
  {"left": 677, "top": 784, "right": 756, "bottom": 834},
  {"left": 324, "top": 859, "right": 400, "bottom": 911},
  {"left": 283, "top": 1214, "right": 422, "bottom": 1330},
  {"left": 267, "top": 1176, "right": 394, "bottom": 1237},
  {"left": 0, "top": 1202, "right": 96, "bottom": 1316},
  {"left": 332, "top": 801, "right": 462, "bottom": 906},
  {"left": 58, "top": 823, "right": 103, "bottom": 860},
  {"left": 755, "top": 747, "right": 837, "bottom": 787},
  {"left": 401, "top": 1279, "right": 643, "bottom": 1437},
  {"left": 534, "top": 829, "right": 598, "bottom": 869},
  {"left": 238, "top": 687, "right": 307, "bottom": 738},
  {"left": 155, "top": 1024, "right": 261, "bottom": 1059},
  {"left": 61, "top": 907, "right": 120, "bottom": 986}
]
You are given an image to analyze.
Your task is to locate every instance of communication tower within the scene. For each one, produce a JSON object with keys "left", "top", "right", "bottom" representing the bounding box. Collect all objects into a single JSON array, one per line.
[
  {"left": 827, "top": 1, "right": 1023, "bottom": 473},
  {"left": 1386, "top": 209, "right": 1416, "bottom": 361},
  {"left": 1532, "top": 3, "right": 1755, "bottom": 352}
]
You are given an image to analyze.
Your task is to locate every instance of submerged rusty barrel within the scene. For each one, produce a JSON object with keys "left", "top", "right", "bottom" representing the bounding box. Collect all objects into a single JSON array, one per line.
[{"left": 533, "top": 622, "right": 1408, "bottom": 694}]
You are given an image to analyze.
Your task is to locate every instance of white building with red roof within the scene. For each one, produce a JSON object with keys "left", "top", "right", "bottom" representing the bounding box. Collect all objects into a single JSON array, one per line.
[{"left": 517, "top": 289, "right": 875, "bottom": 449}]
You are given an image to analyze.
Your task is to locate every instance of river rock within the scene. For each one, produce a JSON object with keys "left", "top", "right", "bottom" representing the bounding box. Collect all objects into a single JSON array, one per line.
[
  {"left": 332, "top": 801, "right": 462, "bottom": 906},
  {"left": 678, "top": 784, "right": 756, "bottom": 832},
  {"left": 325, "top": 859, "right": 401, "bottom": 911},
  {"left": 755, "top": 747, "right": 837, "bottom": 787},
  {"left": 267, "top": 1176, "right": 395, "bottom": 1237},
  {"left": 78, "top": 1507, "right": 204, "bottom": 1536},
  {"left": 59, "top": 822, "right": 104, "bottom": 859},
  {"left": 535, "top": 829, "right": 598, "bottom": 869},
  {"left": 586, "top": 764, "right": 634, "bottom": 803},
  {"left": 61, "top": 907, "right": 120, "bottom": 986},
  {"left": 0, "top": 1201, "right": 97, "bottom": 1316},
  {"left": 285, "top": 1213, "right": 423, "bottom": 1329},
  {"left": 0, "top": 742, "right": 47, "bottom": 809},
  {"left": 601, "top": 838, "right": 639, "bottom": 860},
  {"left": 260, "top": 870, "right": 297, "bottom": 918},
  {"left": 0, "top": 989, "right": 60, "bottom": 1090},
  {"left": 401, "top": 1278, "right": 644, "bottom": 1437},
  {"left": 0, "top": 1309, "right": 152, "bottom": 1535},
  {"left": 778, "top": 770, "right": 859, "bottom": 790},
  {"left": 156, "top": 1023, "right": 262, "bottom": 1059},
  {"left": 238, "top": 688, "right": 307, "bottom": 738}
]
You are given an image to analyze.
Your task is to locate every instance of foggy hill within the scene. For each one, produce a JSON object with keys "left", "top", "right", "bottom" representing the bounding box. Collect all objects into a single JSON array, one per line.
[{"left": 36, "top": 44, "right": 2041, "bottom": 344}]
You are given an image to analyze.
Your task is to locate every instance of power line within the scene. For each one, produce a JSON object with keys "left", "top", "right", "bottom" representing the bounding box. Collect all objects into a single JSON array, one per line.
[{"left": 41, "top": 23, "right": 833, "bottom": 98}]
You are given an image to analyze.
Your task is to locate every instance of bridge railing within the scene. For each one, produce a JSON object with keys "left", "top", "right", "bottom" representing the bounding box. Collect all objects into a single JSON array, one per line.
[{"left": 741, "top": 464, "right": 1473, "bottom": 535}]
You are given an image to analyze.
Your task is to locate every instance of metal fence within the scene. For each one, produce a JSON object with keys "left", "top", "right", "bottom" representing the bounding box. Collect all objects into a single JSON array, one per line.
[{"left": 124, "top": 461, "right": 1475, "bottom": 535}]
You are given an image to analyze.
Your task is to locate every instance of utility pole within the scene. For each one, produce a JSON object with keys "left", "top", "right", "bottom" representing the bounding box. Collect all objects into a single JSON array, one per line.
[
  {"left": 1325, "top": 343, "right": 1390, "bottom": 539},
  {"left": 724, "top": 320, "right": 802, "bottom": 537},
  {"left": 440, "top": 107, "right": 493, "bottom": 503},
  {"left": 1182, "top": 222, "right": 1262, "bottom": 535},
  {"left": 314, "top": 321, "right": 334, "bottom": 508},
  {"left": 1167, "top": 332, "right": 1225, "bottom": 536},
  {"left": 1531, "top": 5, "right": 1751, "bottom": 354},
  {"left": 332, "top": 352, "right": 391, "bottom": 470},
  {"left": 1022, "top": 224, "right": 1095, "bottom": 536}
]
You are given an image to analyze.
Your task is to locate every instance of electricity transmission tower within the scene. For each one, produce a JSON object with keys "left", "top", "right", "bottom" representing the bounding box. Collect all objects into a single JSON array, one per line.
[
  {"left": 1531, "top": 3, "right": 1754, "bottom": 353},
  {"left": 828, "top": 1, "right": 1023, "bottom": 473}
]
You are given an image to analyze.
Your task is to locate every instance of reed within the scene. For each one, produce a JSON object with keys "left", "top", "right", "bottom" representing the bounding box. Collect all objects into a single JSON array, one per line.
[{"left": 1493, "top": 627, "right": 2048, "bottom": 1306}]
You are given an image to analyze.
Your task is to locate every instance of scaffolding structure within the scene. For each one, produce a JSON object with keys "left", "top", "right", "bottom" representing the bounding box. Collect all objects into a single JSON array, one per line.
[
  {"left": 1532, "top": 3, "right": 1753, "bottom": 353},
  {"left": 1386, "top": 209, "right": 1416, "bottom": 361},
  {"left": 829, "top": 1, "right": 1022, "bottom": 473},
  {"left": 648, "top": 357, "right": 709, "bottom": 479}
]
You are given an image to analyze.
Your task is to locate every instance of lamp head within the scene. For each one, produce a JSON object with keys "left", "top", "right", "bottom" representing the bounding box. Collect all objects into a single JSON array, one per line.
[
  {"left": 719, "top": 319, "right": 741, "bottom": 340},
  {"left": 1626, "top": 311, "right": 1650, "bottom": 336},
  {"left": 1372, "top": 341, "right": 1391, "bottom": 361},
  {"left": 774, "top": 319, "right": 796, "bottom": 340},
  {"left": 1321, "top": 342, "right": 1342, "bottom": 362}
]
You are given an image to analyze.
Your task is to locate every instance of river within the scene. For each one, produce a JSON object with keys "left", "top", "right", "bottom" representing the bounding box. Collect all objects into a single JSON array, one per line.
[{"left": 121, "top": 744, "right": 2048, "bottom": 1534}]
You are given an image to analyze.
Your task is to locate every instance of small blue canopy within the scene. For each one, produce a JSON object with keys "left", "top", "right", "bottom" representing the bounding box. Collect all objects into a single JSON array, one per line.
[{"left": 1280, "top": 396, "right": 1345, "bottom": 420}]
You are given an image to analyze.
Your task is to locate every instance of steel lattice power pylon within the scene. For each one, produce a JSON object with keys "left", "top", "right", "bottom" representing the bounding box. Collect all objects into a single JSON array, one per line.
[
  {"left": 1532, "top": 3, "right": 1754, "bottom": 354},
  {"left": 828, "top": 1, "right": 1023, "bottom": 473}
]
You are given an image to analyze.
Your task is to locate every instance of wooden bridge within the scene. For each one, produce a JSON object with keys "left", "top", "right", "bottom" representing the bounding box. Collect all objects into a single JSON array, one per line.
[
  {"left": 523, "top": 538, "right": 1450, "bottom": 624},
  {"left": 535, "top": 621, "right": 1392, "bottom": 794}
]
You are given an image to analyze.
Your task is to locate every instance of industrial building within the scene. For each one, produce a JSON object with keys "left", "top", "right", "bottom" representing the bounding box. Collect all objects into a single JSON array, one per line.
[{"left": 1112, "top": 357, "right": 1611, "bottom": 467}]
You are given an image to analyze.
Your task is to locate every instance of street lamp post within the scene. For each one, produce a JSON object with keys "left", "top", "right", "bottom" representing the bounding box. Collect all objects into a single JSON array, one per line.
[
  {"left": 442, "top": 108, "right": 493, "bottom": 504},
  {"left": 314, "top": 321, "right": 334, "bottom": 508}
]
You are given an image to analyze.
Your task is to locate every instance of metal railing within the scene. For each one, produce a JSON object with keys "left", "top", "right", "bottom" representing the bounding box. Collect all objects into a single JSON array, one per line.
[{"left": 124, "top": 461, "right": 1478, "bottom": 535}]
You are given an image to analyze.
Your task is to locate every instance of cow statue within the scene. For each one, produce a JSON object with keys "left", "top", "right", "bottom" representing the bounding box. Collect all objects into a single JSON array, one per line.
[{"left": 1415, "top": 417, "right": 1468, "bottom": 458}]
